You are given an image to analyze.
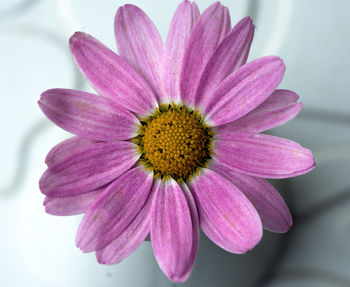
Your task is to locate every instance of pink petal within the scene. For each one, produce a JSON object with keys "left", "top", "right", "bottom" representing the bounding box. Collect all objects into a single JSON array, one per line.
[
  {"left": 211, "top": 161, "right": 292, "bottom": 233},
  {"left": 214, "top": 133, "right": 316, "bottom": 178},
  {"left": 179, "top": 183, "right": 200, "bottom": 280},
  {"left": 44, "top": 186, "right": 105, "bottom": 216},
  {"left": 39, "top": 89, "right": 137, "bottom": 141},
  {"left": 195, "top": 17, "right": 254, "bottom": 107},
  {"left": 115, "top": 4, "right": 164, "bottom": 101},
  {"left": 204, "top": 56, "right": 285, "bottom": 126},
  {"left": 163, "top": 0, "right": 200, "bottom": 103},
  {"left": 189, "top": 168, "right": 262, "bottom": 253},
  {"left": 216, "top": 89, "right": 302, "bottom": 134},
  {"left": 45, "top": 136, "right": 92, "bottom": 167},
  {"left": 76, "top": 166, "right": 153, "bottom": 252},
  {"left": 151, "top": 179, "right": 199, "bottom": 282},
  {"left": 69, "top": 32, "right": 157, "bottom": 115},
  {"left": 180, "top": 2, "right": 231, "bottom": 106},
  {"left": 96, "top": 183, "right": 155, "bottom": 265},
  {"left": 39, "top": 141, "right": 139, "bottom": 197}
]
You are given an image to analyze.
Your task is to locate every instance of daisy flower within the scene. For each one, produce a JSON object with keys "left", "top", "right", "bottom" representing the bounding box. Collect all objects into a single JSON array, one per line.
[{"left": 38, "top": 1, "right": 315, "bottom": 282}]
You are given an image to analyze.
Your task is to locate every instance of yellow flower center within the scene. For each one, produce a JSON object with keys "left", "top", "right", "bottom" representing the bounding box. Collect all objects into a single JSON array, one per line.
[{"left": 135, "top": 104, "right": 213, "bottom": 182}]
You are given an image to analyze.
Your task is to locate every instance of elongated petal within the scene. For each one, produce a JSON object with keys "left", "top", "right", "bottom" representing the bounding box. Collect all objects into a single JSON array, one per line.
[
  {"left": 211, "top": 161, "right": 292, "bottom": 232},
  {"left": 40, "top": 141, "right": 139, "bottom": 197},
  {"left": 151, "top": 179, "right": 198, "bottom": 282},
  {"left": 195, "top": 17, "right": 254, "bottom": 107},
  {"left": 214, "top": 133, "right": 316, "bottom": 178},
  {"left": 217, "top": 89, "right": 302, "bottom": 134},
  {"left": 115, "top": 4, "right": 164, "bottom": 101},
  {"left": 44, "top": 186, "right": 105, "bottom": 216},
  {"left": 180, "top": 2, "right": 231, "bottom": 106},
  {"left": 76, "top": 167, "right": 153, "bottom": 252},
  {"left": 69, "top": 32, "right": 157, "bottom": 115},
  {"left": 163, "top": 0, "right": 200, "bottom": 103},
  {"left": 45, "top": 136, "right": 92, "bottom": 167},
  {"left": 179, "top": 183, "right": 200, "bottom": 280},
  {"left": 189, "top": 168, "right": 262, "bottom": 253},
  {"left": 96, "top": 184, "right": 155, "bottom": 264},
  {"left": 39, "top": 89, "right": 137, "bottom": 141},
  {"left": 205, "top": 56, "right": 285, "bottom": 126}
]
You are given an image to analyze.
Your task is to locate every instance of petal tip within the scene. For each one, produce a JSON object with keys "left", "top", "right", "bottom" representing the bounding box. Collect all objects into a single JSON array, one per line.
[
  {"left": 283, "top": 217, "right": 293, "bottom": 233},
  {"left": 269, "top": 212, "right": 293, "bottom": 233},
  {"left": 37, "top": 99, "right": 44, "bottom": 112},
  {"left": 39, "top": 89, "right": 52, "bottom": 103},
  {"left": 291, "top": 156, "right": 316, "bottom": 178},
  {"left": 96, "top": 253, "right": 106, "bottom": 265},
  {"left": 310, "top": 159, "right": 317, "bottom": 170},
  {"left": 264, "top": 55, "right": 285, "bottom": 67},
  {"left": 272, "top": 56, "right": 285, "bottom": 68},
  {"left": 75, "top": 236, "right": 86, "bottom": 252},
  {"left": 240, "top": 16, "right": 253, "bottom": 27},
  {"left": 276, "top": 221, "right": 293, "bottom": 234},
  {"left": 44, "top": 204, "right": 58, "bottom": 216},
  {"left": 69, "top": 31, "right": 85, "bottom": 45},
  {"left": 169, "top": 274, "right": 189, "bottom": 283},
  {"left": 123, "top": 3, "right": 136, "bottom": 8},
  {"left": 120, "top": 3, "right": 140, "bottom": 13},
  {"left": 296, "top": 102, "right": 303, "bottom": 112},
  {"left": 69, "top": 32, "right": 93, "bottom": 52},
  {"left": 38, "top": 172, "right": 49, "bottom": 195}
]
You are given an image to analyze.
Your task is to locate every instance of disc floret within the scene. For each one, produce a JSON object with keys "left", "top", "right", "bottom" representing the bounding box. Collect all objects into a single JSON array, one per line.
[{"left": 134, "top": 104, "right": 213, "bottom": 182}]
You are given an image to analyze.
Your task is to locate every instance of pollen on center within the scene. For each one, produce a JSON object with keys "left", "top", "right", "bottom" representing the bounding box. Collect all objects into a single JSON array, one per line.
[{"left": 134, "top": 104, "right": 213, "bottom": 182}]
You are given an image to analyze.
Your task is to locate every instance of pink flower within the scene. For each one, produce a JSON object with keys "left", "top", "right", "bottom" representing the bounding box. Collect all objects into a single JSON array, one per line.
[{"left": 38, "top": 1, "right": 315, "bottom": 282}]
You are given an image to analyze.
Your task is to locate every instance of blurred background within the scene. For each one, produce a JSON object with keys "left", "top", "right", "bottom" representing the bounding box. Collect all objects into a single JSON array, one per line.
[{"left": 1, "top": 0, "right": 350, "bottom": 286}]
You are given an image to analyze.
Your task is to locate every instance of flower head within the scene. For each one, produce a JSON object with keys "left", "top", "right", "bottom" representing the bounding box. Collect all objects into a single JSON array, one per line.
[{"left": 39, "top": 1, "right": 315, "bottom": 282}]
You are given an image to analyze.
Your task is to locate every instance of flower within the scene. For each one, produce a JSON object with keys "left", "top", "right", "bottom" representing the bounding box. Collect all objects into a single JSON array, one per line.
[{"left": 38, "top": 0, "right": 315, "bottom": 283}]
